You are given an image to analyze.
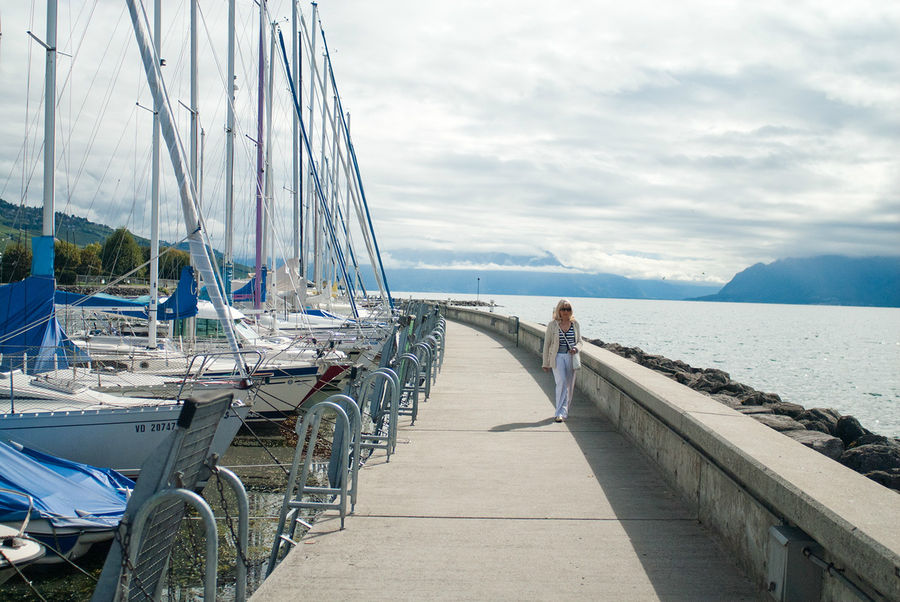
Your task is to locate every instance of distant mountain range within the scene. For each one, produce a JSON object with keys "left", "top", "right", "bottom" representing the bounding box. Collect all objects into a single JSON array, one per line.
[
  {"left": 694, "top": 256, "right": 900, "bottom": 307},
  {"left": 4, "top": 198, "right": 897, "bottom": 306},
  {"left": 379, "top": 267, "right": 720, "bottom": 301}
]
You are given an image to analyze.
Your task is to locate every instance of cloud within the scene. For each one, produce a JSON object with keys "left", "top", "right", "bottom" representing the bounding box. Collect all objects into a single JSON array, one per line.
[{"left": 1, "top": 0, "right": 897, "bottom": 285}]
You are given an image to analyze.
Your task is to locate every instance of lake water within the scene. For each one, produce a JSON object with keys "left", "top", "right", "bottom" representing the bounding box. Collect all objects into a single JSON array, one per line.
[{"left": 399, "top": 292, "right": 900, "bottom": 438}]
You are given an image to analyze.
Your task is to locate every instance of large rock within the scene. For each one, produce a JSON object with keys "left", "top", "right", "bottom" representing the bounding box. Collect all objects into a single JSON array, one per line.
[
  {"left": 769, "top": 402, "right": 806, "bottom": 418},
  {"left": 854, "top": 434, "right": 891, "bottom": 447},
  {"left": 864, "top": 469, "right": 900, "bottom": 491},
  {"left": 840, "top": 444, "right": 900, "bottom": 474},
  {"left": 797, "top": 408, "right": 841, "bottom": 434},
  {"left": 736, "top": 405, "right": 774, "bottom": 415},
  {"left": 783, "top": 429, "right": 844, "bottom": 460},
  {"left": 751, "top": 414, "right": 806, "bottom": 432},
  {"left": 834, "top": 415, "right": 868, "bottom": 447},
  {"left": 739, "top": 391, "right": 783, "bottom": 406},
  {"left": 693, "top": 370, "right": 730, "bottom": 393}
]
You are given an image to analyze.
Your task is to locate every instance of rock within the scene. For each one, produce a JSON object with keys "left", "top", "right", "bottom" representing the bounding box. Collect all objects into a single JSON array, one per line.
[
  {"left": 853, "top": 434, "right": 892, "bottom": 447},
  {"left": 674, "top": 372, "right": 699, "bottom": 387},
  {"left": 864, "top": 469, "right": 900, "bottom": 491},
  {"left": 739, "top": 391, "right": 783, "bottom": 406},
  {"left": 710, "top": 393, "right": 742, "bottom": 409},
  {"left": 737, "top": 405, "right": 774, "bottom": 415},
  {"left": 801, "top": 420, "right": 832, "bottom": 435},
  {"left": 840, "top": 444, "right": 900, "bottom": 473},
  {"left": 769, "top": 402, "right": 806, "bottom": 418},
  {"left": 797, "top": 408, "right": 841, "bottom": 434},
  {"left": 714, "top": 381, "right": 753, "bottom": 396},
  {"left": 751, "top": 414, "right": 806, "bottom": 432},
  {"left": 694, "top": 370, "right": 730, "bottom": 393},
  {"left": 783, "top": 429, "right": 844, "bottom": 460},
  {"left": 834, "top": 415, "right": 868, "bottom": 447}
]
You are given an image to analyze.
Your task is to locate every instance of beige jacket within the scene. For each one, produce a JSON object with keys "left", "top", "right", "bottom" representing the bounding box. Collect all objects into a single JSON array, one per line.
[{"left": 542, "top": 319, "right": 582, "bottom": 369}]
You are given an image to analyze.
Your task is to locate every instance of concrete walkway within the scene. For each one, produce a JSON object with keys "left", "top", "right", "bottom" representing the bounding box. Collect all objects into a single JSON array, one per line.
[{"left": 252, "top": 321, "right": 759, "bottom": 601}]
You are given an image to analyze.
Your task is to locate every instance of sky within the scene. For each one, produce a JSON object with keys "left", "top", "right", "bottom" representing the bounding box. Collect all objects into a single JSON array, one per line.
[{"left": 1, "top": 0, "right": 898, "bottom": 284}]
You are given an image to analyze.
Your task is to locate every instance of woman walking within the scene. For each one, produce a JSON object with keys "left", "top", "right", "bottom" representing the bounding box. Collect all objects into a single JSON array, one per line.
[{"left": 542, "top": 299, "right": 582, "bottom": 422}]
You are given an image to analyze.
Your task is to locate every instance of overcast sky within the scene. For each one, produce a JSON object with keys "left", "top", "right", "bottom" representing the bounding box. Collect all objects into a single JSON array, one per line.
[{"left": 1, "top": 1, "right": 898, "bottom": 283}]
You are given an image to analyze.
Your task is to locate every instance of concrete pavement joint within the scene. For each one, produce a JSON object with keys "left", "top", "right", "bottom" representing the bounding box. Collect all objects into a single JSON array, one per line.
[{"left": 351, "top": 514, "right": 700, "bottom": 522}]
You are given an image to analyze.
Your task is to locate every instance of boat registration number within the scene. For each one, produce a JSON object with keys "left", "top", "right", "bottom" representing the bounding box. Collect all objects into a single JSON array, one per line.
[{"left": 134, "top": 421, "right": 177, "bottom": 433}]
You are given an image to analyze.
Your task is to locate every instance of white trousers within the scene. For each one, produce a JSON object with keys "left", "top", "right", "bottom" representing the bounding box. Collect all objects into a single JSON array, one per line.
[{"left": 552, "top": 352, "right": 576, "bottom": 418}]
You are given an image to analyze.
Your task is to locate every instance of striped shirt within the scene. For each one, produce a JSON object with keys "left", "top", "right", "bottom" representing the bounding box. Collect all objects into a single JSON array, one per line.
[{"left": 558, "top": 325, "right": 576, "bottom": 352}]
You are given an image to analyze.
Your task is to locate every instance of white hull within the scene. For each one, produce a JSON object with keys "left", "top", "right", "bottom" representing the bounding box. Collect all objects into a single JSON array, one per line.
[
  {"left": 0, "top": 524, "right": 45, "bottom": 582},
  {"left": 0, "top": 402, "right": 248, "bottom": 476}
]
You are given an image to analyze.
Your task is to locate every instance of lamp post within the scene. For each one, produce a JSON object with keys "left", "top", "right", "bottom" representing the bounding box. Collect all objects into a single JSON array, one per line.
[{"left": 477, "top": 277, "right": 480, "bottom": 303}]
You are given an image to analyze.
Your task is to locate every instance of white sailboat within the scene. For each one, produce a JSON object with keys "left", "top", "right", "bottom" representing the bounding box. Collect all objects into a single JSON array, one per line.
[{"left": 0, "top": 0, "right": 249, "bottom": 472}]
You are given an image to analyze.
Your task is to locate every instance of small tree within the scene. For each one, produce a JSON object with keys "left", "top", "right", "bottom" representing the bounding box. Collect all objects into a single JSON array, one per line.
[
  {"left": 100, "top": 228, "right": 145, "bottom": 278},
  {"left": 159, "top": 247, "right": 191, "bottom": 280},
  {"left": 80, "top": 242, "right": 102, "bottom": 275},
  {"left": 0, "top": 241, "right": 32, "bottom": 283},
  {"left": 55, "top": 239, "right": 81, "bottom": 282}
]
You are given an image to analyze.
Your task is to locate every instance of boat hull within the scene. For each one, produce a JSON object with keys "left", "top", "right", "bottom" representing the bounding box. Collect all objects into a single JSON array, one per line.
[{"left": 0, "top": 402, "right": 248, "bottom": 476}]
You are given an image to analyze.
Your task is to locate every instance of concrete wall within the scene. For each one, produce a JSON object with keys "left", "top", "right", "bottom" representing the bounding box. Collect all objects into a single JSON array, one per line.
[{"left": 444, "top": 306, "right": 900, "bottom": 601}]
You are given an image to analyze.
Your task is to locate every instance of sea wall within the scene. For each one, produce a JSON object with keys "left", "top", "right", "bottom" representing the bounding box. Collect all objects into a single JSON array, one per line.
[{"left": 443, "top": 305, "right": 900, "bottom": 601}]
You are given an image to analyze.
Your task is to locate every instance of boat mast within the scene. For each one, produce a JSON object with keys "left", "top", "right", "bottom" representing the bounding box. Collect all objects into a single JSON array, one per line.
[
  {"left": 265, "top": 20, "right": 275, "bottom": 311},
  {"left": 186, "top": 0, "right": 199, "bottom": 343},
  {"left": 223, "top": 0, "right": 236, "bottom": 303},
  {"left": 148, "top": 0, "right": 161, "bottom": 349},
  {"left": 254, "top": 0, "right": 266, "bottom": 310},
  {"left": 308, "top": 2, "right": 319, "bottom": 293},
  {"left": 28, "top": 0, "right": 57, "bottom": 280},
  {"left": 41, "top": 0, "right": 56, "bottom": 243},
  {"left": 291, "top": 0, "right": 300, "bottom": 291}
]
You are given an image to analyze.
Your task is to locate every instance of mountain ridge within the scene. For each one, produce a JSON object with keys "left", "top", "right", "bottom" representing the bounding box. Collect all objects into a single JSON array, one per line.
[{"left": 693, "top": 255, "right": 900, "bottom": 307}]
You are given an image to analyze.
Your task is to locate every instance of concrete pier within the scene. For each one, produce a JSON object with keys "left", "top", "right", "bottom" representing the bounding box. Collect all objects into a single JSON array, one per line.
[{"left": 252, "top": 321, "right": 758, "bottom": 600}]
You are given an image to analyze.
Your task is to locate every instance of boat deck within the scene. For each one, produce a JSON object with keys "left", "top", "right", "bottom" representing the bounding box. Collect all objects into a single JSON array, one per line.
[{"left": 251, "top": 320, "right": 759, "bottom": 600}]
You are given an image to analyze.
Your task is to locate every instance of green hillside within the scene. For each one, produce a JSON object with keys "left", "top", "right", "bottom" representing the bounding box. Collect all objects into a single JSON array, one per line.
[{"left": 0, "top": 197, "right": 251, "bottom": 277}]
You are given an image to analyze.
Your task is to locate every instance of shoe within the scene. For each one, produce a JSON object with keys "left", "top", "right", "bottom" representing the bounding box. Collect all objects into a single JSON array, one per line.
[{"left": 554, "top": 416, "right": 562, "bottom": 423}]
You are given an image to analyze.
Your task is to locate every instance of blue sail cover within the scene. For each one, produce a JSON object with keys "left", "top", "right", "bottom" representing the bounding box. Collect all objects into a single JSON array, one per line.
[
  {"left": 54, "top": 266, "right": 198, "bottom": 321},
  {"left": 0, "top": 440, "right": 133, "bottom": 530},
  {"left": 233, "top": 266, "right": 267, "bottom": 303},
  {"left": 158, "top": 266, "right": 198, "bottom": 320},
  {"left": 55, "top": 289, "right": 148, "bottom": 318},
  {"left": 0, "top": 275, "right": 89, "bottom": 373}
]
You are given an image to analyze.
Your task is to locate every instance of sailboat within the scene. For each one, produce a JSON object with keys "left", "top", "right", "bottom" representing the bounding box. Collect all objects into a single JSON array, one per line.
[{"left": 0, "top": 0, "right": 250, "bottom": 473}]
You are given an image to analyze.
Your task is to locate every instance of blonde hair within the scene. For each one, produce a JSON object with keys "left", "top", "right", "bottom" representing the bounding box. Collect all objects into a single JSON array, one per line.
[{"left": 552, "top": 298, "right": 574, "bottom": 322}]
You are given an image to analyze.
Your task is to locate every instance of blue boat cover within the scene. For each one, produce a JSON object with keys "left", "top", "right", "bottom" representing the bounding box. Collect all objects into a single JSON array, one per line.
[
  {"left": 54, "top": 266, "right": 198, "bottom": 321},
  {"left": 0, "top": 275, "right": 89, "bottom": 373},
  {"left": 0, "top": 440, "right": 133, "bottom": 529},
  {"left": 233, "top": 267, "right": 267, "bottom": 303}
]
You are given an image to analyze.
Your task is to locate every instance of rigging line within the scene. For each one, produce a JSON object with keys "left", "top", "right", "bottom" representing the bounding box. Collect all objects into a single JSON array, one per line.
[
  {"left": 56, "top": 2, "right": 129, "bottom": 218},
  {"left": 319, "top": 25, "right": 393, "bottom": 309},
  {"left": 276, "top": 28, "right": 358, "bottom": 318}
]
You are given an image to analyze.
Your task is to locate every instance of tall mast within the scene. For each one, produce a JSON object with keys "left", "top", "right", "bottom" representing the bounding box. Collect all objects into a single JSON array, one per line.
[
  {"left": 265, "top": 21, "right": 275, "bottom": 306},
  {"left": 41, "top": 0, "right": 57, "bottom": 239},
  {"left": 308, "top": 2, "right": 319, "bottom": 290},
  {"left": 148, "top": 0, "right": 161, "bottom": 348},
  {"left": 254, "top": 0, "right": 266, "bottom": 310},
  {"left": 33, "top": 0, "right": 57, "bottom": 278},
  {"left": 291, "top": 1, "right": 300, "bottom": 274},
  {"left": 223, "top": 0, "right": 235, "bottom": 303}
]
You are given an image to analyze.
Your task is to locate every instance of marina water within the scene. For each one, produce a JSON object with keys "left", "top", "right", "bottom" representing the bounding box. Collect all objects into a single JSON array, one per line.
[{"left": 400, "top": 292, "right": 900, "bottom": 438}]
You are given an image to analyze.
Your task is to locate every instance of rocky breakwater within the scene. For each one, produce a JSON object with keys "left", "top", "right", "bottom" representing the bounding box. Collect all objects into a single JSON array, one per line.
[{"left": 588, "top": 339, "right": 900, "bottom": 492}]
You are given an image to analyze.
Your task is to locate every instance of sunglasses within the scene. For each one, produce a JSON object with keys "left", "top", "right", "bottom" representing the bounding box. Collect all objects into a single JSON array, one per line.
[{"left": 560, "top": 307, "right": 572, "bottom": 311}]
